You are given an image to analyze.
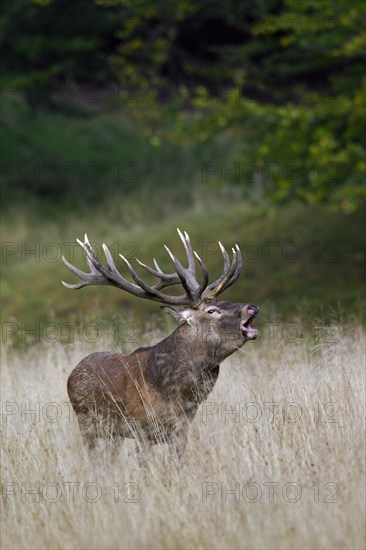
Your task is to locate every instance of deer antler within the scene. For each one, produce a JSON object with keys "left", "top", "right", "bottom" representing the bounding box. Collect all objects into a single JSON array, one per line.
[
  {"left": 203, "top": 242, "right": 243, "bottom": 299},
  {"left": 62, "top": 229, "right": 243, "bottom": 306}
]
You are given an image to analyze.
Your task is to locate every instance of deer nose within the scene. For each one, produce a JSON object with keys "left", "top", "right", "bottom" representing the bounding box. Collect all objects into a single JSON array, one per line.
[{"left": 247, "top": 304, "right": 259, "bottom": 316}]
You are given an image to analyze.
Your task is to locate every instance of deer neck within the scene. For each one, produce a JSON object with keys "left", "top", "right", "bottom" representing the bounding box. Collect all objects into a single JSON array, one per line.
[
  {"left": 145, "top": 323, "right": 220, "bottom": 400},
  {"left": 158, "top": 322, "right": 219, "bottom": 366}
]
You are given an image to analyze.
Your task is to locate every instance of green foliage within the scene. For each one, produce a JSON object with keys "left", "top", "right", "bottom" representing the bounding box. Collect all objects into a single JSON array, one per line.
[
  {"left": 0, "top": 0, "right": 119, "bottom": 111},
  {"left": 223, "top": 0, "right": 366, "bottom": 208},
  {"left": 0, "top": 99, "right": 234, "bottom": 210},
  {"left": 95, "top": 0, "right": 366, "bottom": 209},
  {"left": 184, "top": 85, "right": 366, "bottom": 209},
  {"left": 1, "top": 0, "right": 365, "bottom": 208}
]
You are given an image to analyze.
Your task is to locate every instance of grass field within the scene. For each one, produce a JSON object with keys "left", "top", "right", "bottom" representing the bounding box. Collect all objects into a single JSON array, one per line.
[{"left": 1, "top": 322, "right": 365, "bottom": 549}]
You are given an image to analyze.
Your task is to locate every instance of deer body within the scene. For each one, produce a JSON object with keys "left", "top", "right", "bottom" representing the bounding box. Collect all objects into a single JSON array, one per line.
[{"left": 63, "top": 230, "right": 259, "bottom": 458}]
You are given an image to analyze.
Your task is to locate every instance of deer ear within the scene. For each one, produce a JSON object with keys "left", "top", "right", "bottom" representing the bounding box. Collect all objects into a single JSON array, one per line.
[{"left": 161, "top": 306, "right": 194, "bottom": 325}]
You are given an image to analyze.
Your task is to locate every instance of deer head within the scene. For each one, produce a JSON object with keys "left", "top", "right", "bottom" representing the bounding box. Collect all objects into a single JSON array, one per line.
[{"left": 62, "top": 228, "right": 259, "bottom": 357}]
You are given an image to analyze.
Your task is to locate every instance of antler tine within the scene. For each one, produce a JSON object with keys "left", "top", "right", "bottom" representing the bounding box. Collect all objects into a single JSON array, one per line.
[
  {"left": 102, "top": 243, "right": 122, "bottom": 276},
  {"left": 163, "top": 228, "right": 210, "bottom": 299},
  {"left": 215, "top": 245, "right": 242, "bottom": 295},
  {"left": 62, "top": 234, "right": 114, "bottom": 289},
  {"left": 219, "top": 241, "right": 230, "bottom": 271},
  {"left": 213, "top": 247, "right": 239, "bottom": 296},
  {"left": 135, "top": 258, "right": 180, "bottom": 285},
  {"left": 203, "top": 241, "right": 232, "bottom": 294},
  {"left": 153, "top": 258, "right": 162, "bottom": 272},
  {"left": 193, "top": 251, "right": 209, "bottom": 298},
  {"left": 164, "top": 245, "right": 194, "bottom": 298},
  {"left": 177, "top": 228, "right": 196, "bottom": 275},
  {"left": 220, "top": 244, "right": 243, "bottom": 292},
  {"left": 119, "top": 253, "right": 179, "bottom": 299},
  {"left": 203, "top": 242, "right": 243, "bottom": 299},
  {"left": 81, "top": 235, "right": 134, "bottom": 289},
  {"left": 63, "top": 235, "right": 144, "bottom": 296},
  {"left": 77, "top": 235, "right": 110, "bottom": 278},
  {"left": 133, "top": 229, "right": 210, "bottom": 301},
  {"left": 61, "top": 254, "right": 93, "bottom": 289}
]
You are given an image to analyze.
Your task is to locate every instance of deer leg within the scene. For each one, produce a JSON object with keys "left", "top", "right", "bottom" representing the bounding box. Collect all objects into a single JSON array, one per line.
[
  {"left": 109, "top": 435, "right": 124, "bottom": 462},
  {"left": 135, "top": 437, "right": 151, "bottom": 469},
  {"left": 173, "top": 430, "right": 188, "bottom": 461},
  {"left": 133, "top": 433, "right": 153, "bottom": 486},
  {"left": 157, "top": 422, "right": 188, "bottom": 487},
  {"left": 76, "top": 412, "right": 98, "bottom": 453},
  {"left": 170, "top": 418, "right": 189, "bottom": 462}
]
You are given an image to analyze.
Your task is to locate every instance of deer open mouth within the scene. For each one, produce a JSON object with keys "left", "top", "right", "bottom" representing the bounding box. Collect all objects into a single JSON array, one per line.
[{"left": 241, "top": 316, "right": 258, "bottom": 340}]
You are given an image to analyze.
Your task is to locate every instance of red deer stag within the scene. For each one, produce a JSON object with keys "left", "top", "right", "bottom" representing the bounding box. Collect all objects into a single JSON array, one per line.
[{"left": 62, "top": 229, "right": 259, "bottom": 460}]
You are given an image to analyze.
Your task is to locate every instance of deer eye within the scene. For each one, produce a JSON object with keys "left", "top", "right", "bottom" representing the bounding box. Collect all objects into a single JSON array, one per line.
[{"left": 207, "top": 308, "right": 220, "bottom": 315}]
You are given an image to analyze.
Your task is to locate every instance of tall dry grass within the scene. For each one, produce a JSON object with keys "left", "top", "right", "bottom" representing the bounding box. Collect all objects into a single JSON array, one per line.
[{"left": 1, "top": 324, "right": 365, "bottom": 549}]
